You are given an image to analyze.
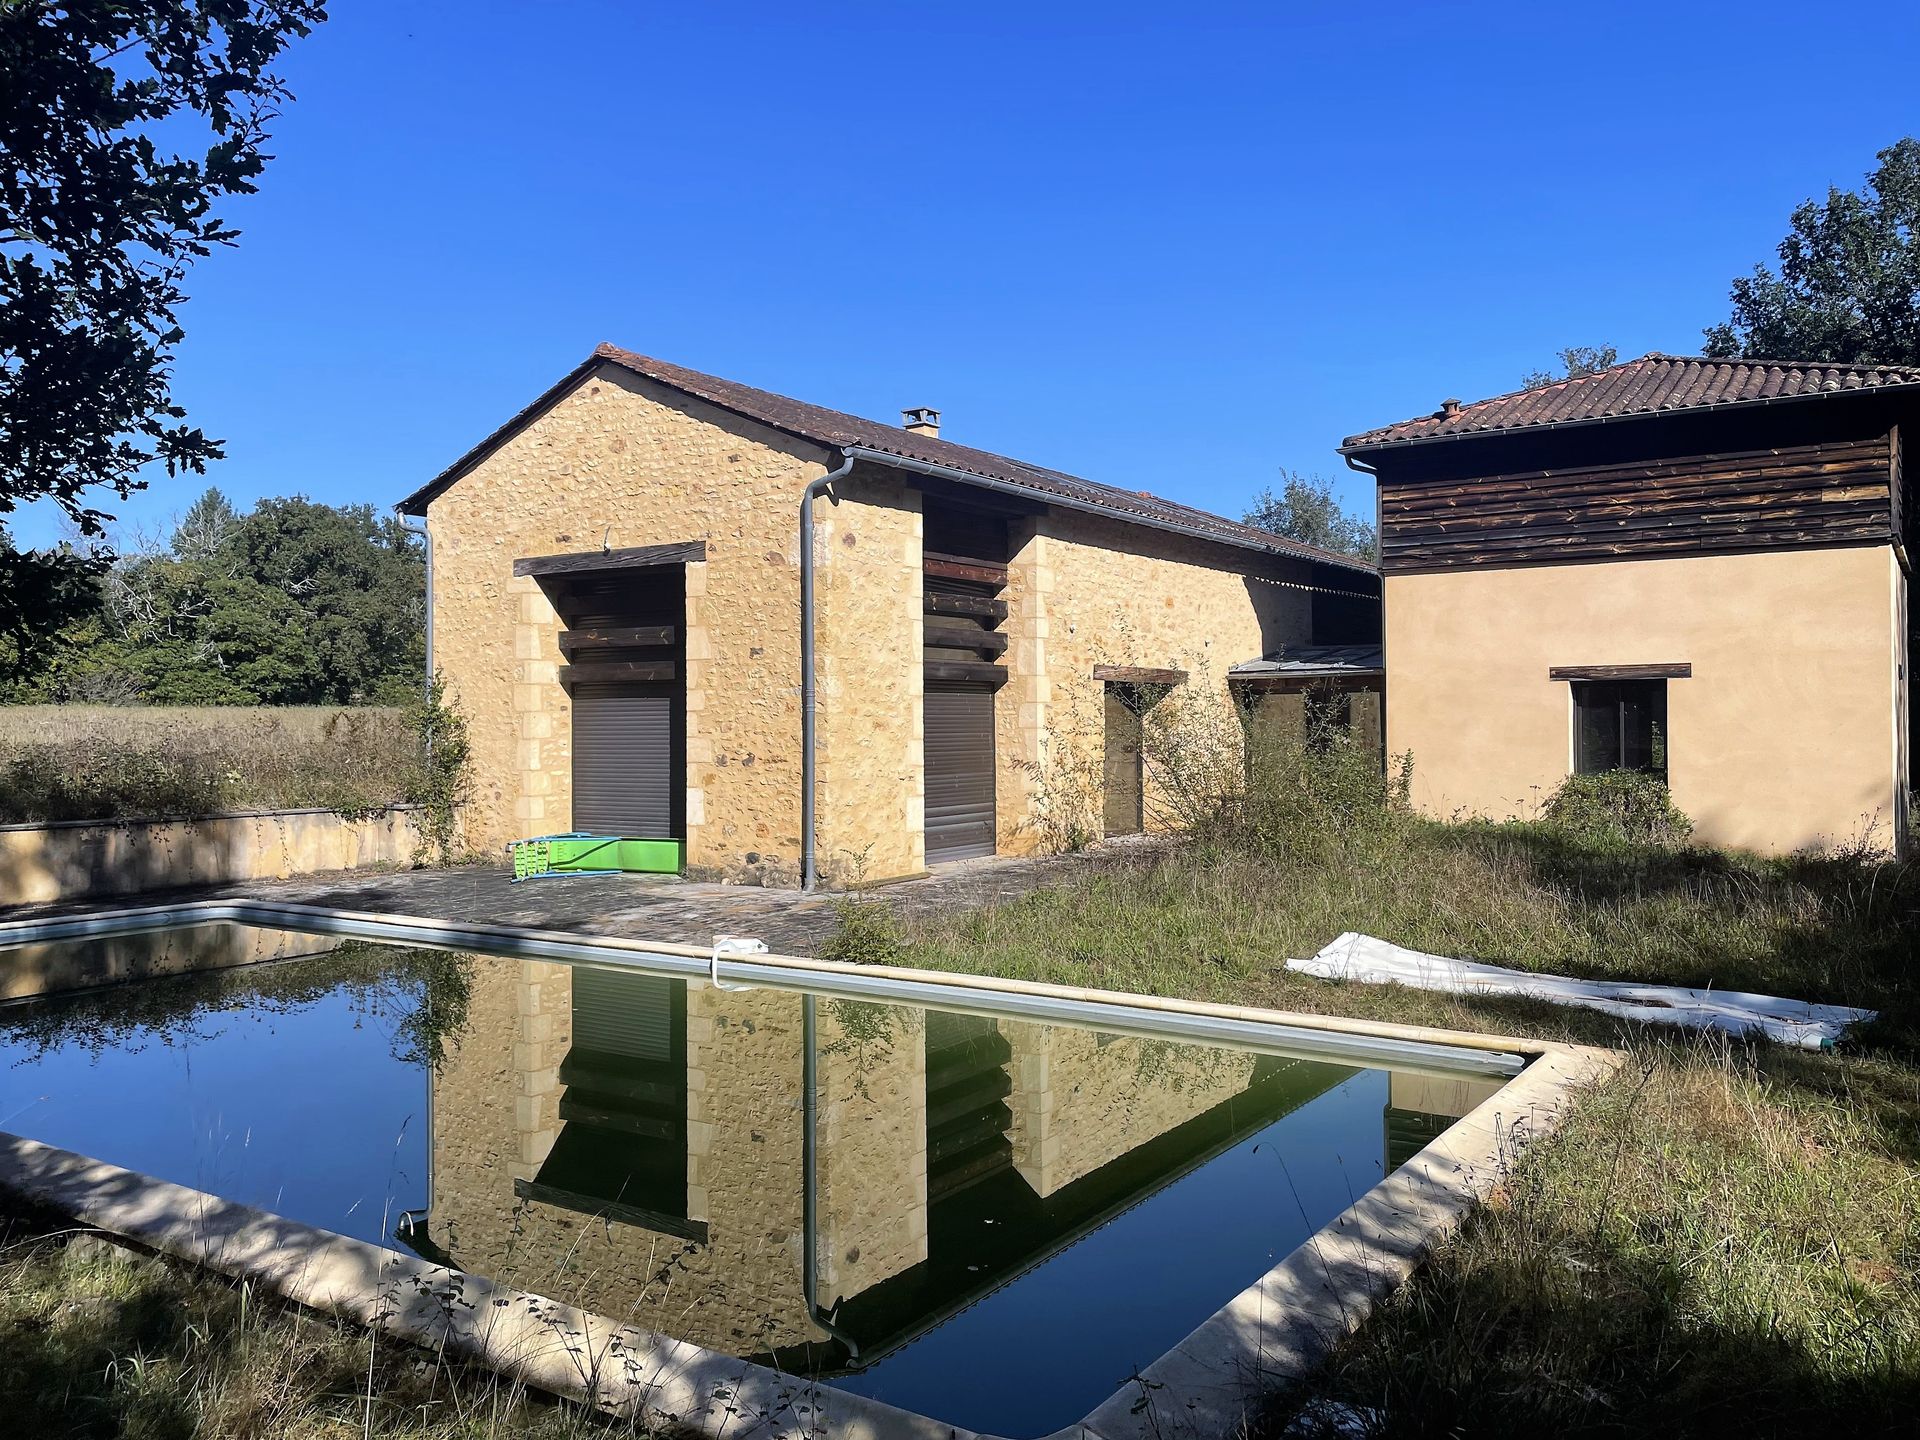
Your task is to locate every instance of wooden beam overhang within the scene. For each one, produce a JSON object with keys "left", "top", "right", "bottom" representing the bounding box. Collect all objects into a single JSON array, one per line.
[
  {"left": 1093, "top": 664, "right": 1189, "bottom": 686},
  {"left": 1547, "top": 662, "right": 1692, "bottom": 682},
  {"left": 514, "top": 539, "right": 707, "bottom": 579}
]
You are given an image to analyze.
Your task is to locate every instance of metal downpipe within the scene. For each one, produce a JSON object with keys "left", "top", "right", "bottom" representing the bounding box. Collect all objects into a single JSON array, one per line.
[
  {"left": 399, "top": 516, "right": 435, "bottom": 699},
  {"left": 800, "top": 449, "right": 857, "bottom": 891}
]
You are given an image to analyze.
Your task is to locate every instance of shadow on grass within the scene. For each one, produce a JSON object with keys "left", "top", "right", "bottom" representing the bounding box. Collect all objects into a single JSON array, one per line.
[{"left": 1261, "top": 1208, "right": 1920, "bottom": 1438}]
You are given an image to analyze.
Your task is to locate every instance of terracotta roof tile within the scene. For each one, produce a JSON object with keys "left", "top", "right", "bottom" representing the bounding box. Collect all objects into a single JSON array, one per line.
[{"left": 1342, "top": 353, "right": 1920, "bottom": 453}]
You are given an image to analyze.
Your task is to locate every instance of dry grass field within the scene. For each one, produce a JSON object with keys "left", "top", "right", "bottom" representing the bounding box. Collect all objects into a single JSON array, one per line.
[{"left": 0, "top": 706, "right": 420, "bottom": 824}]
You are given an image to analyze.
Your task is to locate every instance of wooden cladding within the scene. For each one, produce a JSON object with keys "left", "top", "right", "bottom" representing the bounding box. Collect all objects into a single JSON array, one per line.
[
  {"left": 559, "top": 625, "right": 675, "bottom": 656},
  {"left": 1379, "top": 436, "right": 1895, "bottom": 572},
  {"left": 924, "top": 551, "right": 1010, "bottom": 587},
  {"left": 925, "top": 622, "right": 1009, "bottom": 656},
  {"left": 924, "top": 660, "right": 1010, "bottom": 687},
  {"left": 922, "top": 508, "right": 1010, "bottom": 686},
  {"left": 1548, "top": 663, "right": 1692, "bottom": 682},
  {"left": 924, "top": 589, "right": 1009, "bottom": 623},
  {"left": 559, "top": 660, "right": 678, "bottom": 688}
]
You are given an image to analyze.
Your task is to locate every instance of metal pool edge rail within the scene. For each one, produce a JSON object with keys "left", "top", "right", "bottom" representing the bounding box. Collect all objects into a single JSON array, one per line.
[
  {"left": 0, "top": 899, "right": 1528, "bottom": 1079},
  {"left": 0, "top": 899, "right": 1620, "bottom": 1438}
]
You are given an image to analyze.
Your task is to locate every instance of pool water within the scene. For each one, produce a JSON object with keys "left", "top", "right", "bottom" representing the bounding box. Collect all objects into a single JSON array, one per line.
[{"left": 0, "top": 923, "right": 1500, "bottom": 1437}]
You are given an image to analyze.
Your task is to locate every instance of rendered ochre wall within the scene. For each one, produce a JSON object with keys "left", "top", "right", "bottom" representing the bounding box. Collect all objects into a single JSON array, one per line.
[
  {"left": 424, "top": 361, "right": 1329, "bottom": 882},
  {"left": 1384, "top": 544, "right": 1905, "bottom": 855}
]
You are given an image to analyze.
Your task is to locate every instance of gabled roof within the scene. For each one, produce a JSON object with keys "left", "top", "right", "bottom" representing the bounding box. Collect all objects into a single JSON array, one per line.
[
  {"left": 1342, "top": 353, "right": 1920, "bottom": 455},
  {"left": 400, "top": 344, "right": 1375, "bottom": 574}
]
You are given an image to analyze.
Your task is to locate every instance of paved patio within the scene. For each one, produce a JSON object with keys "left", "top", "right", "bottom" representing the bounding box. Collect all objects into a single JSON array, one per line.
[{"left": 19, "top": 838, "right": 1166, "bottom": 955}]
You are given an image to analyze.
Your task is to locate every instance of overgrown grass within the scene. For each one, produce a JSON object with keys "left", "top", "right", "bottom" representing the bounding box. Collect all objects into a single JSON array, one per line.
[
  {"left": 0, "top": 1211, "right": 643, "bottom": 1440},
  {"left": 0, "top": 705, "right": 422, "bottom": 823},
  {"left": 891, "top": 712, "right": 1920, "bottom": 1435},
  {"left": 1267, "top": 1042, "right": 1920, "bottom": 1437}
]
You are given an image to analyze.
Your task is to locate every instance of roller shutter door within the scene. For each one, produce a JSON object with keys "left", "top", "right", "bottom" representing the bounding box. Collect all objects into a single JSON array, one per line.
[
  {"left": 925, "top": 681, "right": 996, "bottom": 863},
  {"left": 571, "top": 683, "right": 674, "bottom": 837},
  {"left": 570, "top": 969, "right": 677, "bottom": 1062}
]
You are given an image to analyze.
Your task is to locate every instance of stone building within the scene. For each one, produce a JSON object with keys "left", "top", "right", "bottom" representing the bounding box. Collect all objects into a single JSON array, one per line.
[
  {"left": 399, "top": 345, "right": 1378, "bottom": 884},
  {"left": 1343, "top": 353, "right": 1917, "bottom": 856}
]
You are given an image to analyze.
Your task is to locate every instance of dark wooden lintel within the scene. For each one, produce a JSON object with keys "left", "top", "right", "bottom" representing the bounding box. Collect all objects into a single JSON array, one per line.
[
  {"left": 1548, "top": 663, "right": 1692, "bottom": 682},
  {"left": 559, "top": 660, "right": 678, "bottom": 687},
  {"left": 924, "top": 623, "right": 1009, "bottom": 655},
  {"left": 924, "top": 551, "right": 1010, "bottom": 588},
  {"left": 559, "top": 624, "right": 676, "bottom": 655},
  {"left": 1094, "top": 664, "right": 1189, "bottom": 685},
  {"left": 514, "top": 539, "right": 706, "bottom": 579},
  {"left": 923, "top": 660, "right": 1010, "bottom": 687}
]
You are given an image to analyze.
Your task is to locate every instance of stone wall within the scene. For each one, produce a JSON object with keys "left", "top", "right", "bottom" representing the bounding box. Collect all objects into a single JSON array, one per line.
[
  {"left": 423, "top": 357, "right": 1335, "bottom": 882},
  {"left": 425, "top": 363, "right": 832, "bottom": 879},
  {"left": 997, "top": 511, "right": 1317, "bottom": 853},
  {"left": 0, "top": 806, "right": 431, "bottom": 907}
]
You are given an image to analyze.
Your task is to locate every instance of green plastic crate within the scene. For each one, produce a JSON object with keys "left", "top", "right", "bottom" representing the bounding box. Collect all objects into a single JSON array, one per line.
[{"left": 509, "top": 834, "right": 683, "bottom": 881}]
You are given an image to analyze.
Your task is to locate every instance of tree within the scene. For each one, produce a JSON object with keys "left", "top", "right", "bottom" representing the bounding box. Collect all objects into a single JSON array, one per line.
[
  {"left": 0, "top": 0, "right": 328, "bottom": 678},
  {"left": 1244, "top": 471, "right": 1377, "bottom": 560},
  {"left": 8, "top": 489, "right": 426, "bottom": 705},
  {"left": 1522, "top": 345, "right": 1619, "bottom": 389},
  {"left": 1705, "top": 138, "right": 1920, "bottom": 366}
]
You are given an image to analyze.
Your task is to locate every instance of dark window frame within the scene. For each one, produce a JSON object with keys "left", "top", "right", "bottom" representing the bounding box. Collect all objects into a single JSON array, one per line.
[{"left": 1571, "top": 678, "right": 1669, "bottom": 778}]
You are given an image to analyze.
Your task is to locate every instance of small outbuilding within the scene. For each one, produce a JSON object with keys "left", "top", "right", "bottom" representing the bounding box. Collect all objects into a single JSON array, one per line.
[{"left": 399, "top": 345, "right": 1379, "bottom": 885}]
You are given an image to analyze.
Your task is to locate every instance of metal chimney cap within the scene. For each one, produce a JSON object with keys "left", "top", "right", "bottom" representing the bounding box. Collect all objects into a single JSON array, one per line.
[{"left": 901, "top": 406, "right": 941, "bottom": 437}]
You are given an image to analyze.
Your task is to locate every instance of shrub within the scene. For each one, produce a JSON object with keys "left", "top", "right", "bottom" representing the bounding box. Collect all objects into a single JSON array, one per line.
[
  {"left": 819, "top": 894, "right": 906, "bottom": 966},
  {"left": 1539, "top": 769, "right": 1694, "bottom": 848},
  {"left": 1142, "top": 680, "right": 1411, "bottom": 862},
  {"left": 399, "top": 672, "right": 472, "bottom": 865}
]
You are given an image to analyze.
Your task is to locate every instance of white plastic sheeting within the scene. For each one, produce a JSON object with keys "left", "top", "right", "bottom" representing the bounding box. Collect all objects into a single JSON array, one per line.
[{"left": 1288, "top": 932, "right": 1877, "bottom": 1050}]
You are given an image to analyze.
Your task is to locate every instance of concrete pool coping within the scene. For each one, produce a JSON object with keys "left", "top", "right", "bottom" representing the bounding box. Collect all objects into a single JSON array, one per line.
[{"left": 0, "top": 900, "right": 1620, "bottom": 1439}]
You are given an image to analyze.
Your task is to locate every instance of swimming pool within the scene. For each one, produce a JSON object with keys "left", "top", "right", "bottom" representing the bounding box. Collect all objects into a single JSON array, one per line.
[{"left": 0, "top": 904, "right": 1594, "bottom": 1438}]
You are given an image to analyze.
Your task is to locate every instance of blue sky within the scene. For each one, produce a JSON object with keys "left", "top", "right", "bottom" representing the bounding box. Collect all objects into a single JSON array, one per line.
[{"left": 17, "top": 0, "right": 1920, "bottom": 547}]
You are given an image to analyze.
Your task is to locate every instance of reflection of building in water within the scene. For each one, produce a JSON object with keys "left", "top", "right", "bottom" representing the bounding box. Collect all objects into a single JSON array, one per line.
[
  {"left": 1383, "top": 1071, "right": 1502, "bottom": 1172},
  {"left": 421, "top": 959, "right": 1479, "bottom": 1369}
]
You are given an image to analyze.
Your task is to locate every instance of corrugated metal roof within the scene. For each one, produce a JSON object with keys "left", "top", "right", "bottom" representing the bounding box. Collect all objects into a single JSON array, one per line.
[
  {"left": 1229, "top": 644, "right": 1385, "bottom": 677},
  {"left": 1342, "top": 353, "right": 1920, "bottom": 454},
  {"left": 401, "top": 344, "right": 1375, "bottom": 573}
]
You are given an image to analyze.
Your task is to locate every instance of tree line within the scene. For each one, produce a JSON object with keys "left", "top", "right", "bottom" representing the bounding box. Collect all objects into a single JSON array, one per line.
[{"left": 3, "top": 490, "right": 425, "bottom": 706}]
